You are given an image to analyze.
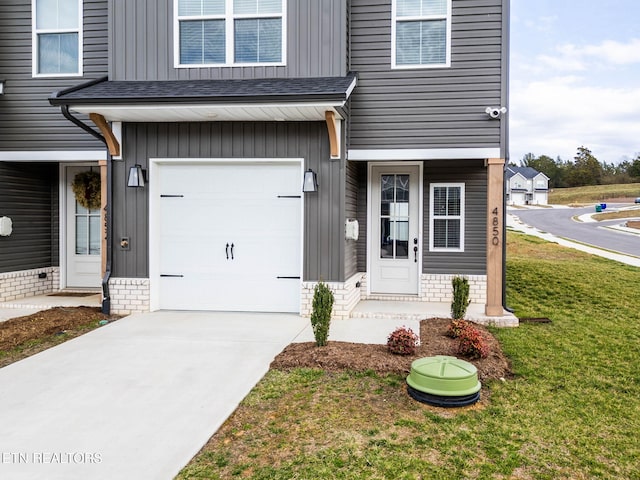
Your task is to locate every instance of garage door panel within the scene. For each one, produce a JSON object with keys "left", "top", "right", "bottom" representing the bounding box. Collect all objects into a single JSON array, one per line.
[{"left": 156, "top": 161, "right": 301, "bottom": 313}]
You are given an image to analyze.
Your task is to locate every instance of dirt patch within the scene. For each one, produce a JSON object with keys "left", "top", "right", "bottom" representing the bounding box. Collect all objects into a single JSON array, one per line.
[
  {"left": 271, "top": 318, "right": 512, "bottom": 382},
  {"left": 627, "top": 220, "right": 640, "bottom": 230},
  {"left": 0, "top": 307, "right": 121, "bottom": 368}
]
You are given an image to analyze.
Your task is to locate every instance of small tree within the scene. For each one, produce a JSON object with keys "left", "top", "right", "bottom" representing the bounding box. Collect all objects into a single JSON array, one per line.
[
  {"left": 310, "top": 281, "right": 334, "bottom": 347},
  {"left": 451, "top": 276, "right": 470, "bottom": 320}
]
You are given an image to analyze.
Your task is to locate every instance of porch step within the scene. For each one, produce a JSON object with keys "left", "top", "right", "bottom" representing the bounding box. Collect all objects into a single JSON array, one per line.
[
  {"left": 350, "top": 300, "right": 451, "bottom": 321},
  {"left": 350, "top": 300, "right": 520, "bottom": 327}
]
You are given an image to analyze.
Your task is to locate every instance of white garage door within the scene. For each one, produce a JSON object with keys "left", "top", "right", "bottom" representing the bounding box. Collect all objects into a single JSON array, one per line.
[
  {"left": 155, "top": 161, "right": 302, "bottom": 312},
  {"left": 510, "top": 192, "right": 525, "bottom": 205}
]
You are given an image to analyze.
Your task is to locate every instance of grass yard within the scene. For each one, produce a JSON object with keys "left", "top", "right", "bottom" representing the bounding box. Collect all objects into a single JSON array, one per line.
[
  {"left": 178, "top": 232, "right": 640, "bottom": 480},
  {"left": 549, "top": 183, "right": 640, "bottom": 204}
]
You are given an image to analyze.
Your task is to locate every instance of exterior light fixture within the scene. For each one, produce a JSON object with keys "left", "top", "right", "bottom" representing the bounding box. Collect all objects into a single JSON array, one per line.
[
  {"left": 127, "top": 164, "right": 146, "bottom": 187},
  {"left": 302, "top": 168, "right": 318, "bottom": 193},
  {"left": 0, "top": 80, "right": 5, "bottom": 95}
]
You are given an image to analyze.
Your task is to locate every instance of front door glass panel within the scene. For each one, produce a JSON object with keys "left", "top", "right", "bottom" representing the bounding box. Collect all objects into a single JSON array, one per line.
[
  {"left": 75, "top": 202, "right": 101, "bottom": 255},
  {"left": 380, "top": 174, "right": 409, "bottom": 259}
]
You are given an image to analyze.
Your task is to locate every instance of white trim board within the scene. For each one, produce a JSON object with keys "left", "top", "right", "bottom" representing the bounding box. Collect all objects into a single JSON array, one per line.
[
  {"left": 0, "top": 151, "right": 107, "bottom": 162},
  {"left": 348, "top": 148, "right": 501, "bottom": 161}
]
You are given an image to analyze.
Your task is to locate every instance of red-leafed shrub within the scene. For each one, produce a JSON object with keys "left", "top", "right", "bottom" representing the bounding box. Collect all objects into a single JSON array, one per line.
[
  {"left": 457, "top": 325, "right": 489, "bottom": 359},
  {"left": 446, "top": 319, "right": 470, "bottom": 338},
  {"left": 387, "top": 326, "right": 420, "bottom": 356}
]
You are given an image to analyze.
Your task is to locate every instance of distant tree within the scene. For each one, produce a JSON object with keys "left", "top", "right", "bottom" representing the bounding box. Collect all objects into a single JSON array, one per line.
[
  {"left": 628, "top": 155, "right": 640, "bottom": 179},
  {"left": 566, "top": 146, "right": 602, "bottom": 187},
  {"left": 521, "top": 153, "right": 564, "bottom": 188}
]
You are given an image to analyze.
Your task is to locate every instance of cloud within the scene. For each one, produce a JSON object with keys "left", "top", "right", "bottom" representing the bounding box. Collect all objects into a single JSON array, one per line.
[
  {"left": 509, "top": 76, "right": 640, "bottom": 163},
  {"left": 535, "top": 38, "right": 640, "bottom": 73}
]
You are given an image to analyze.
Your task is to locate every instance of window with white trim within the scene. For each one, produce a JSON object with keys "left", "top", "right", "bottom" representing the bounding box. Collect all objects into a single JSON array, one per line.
[
  {"left": 176, "top": 0, "right": 285, "bottom": 66},
  {"left": 33, "top": 0, "right": 82, "bottom": 76},
  {"left": 392, "top": 0, "right": 451, "bottom": 68},
  {"left": 430, "top": 183, "right": 464, "bottom": 251}
]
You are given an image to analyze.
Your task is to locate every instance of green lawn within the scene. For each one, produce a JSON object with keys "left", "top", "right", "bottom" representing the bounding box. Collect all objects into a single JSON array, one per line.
[
  {"left": 549, "top": 183, "right": 640, "bottom": 204},
  {"left": 178, "top": 232, "right": 640, "bottom": 479}
]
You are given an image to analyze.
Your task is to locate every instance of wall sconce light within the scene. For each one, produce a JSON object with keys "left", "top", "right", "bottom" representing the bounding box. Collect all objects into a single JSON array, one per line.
[
  {"left": 0, "top": 80, "right": 5, "bottom": 95},
  {"left": 302, "top": 169, "right": 318, "bottom": 193},
  {"left": 127, "top": 164, "right": 147, "bottom": 187}
]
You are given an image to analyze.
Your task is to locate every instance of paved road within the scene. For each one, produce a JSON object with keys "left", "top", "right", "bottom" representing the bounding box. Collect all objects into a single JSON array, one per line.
[{"left": 511, "top": 204, "right": 640, "bottom": 258}]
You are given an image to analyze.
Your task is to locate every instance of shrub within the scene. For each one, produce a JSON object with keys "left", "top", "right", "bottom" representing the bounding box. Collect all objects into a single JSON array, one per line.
[
  {"left": 451, "top": 276, "right": 471, "bottom": 319},
  {"left": 446, "top": 319, "right": 470, "bottom": 338},
  {"left": 457, "top": 325, "right": 489, "bottom": 359},
  {"left": 387, "top": 326, "right": 420, "bottom": 356},
  {"left": 310, "top": 281, "right": 334, "bottom": 347}
]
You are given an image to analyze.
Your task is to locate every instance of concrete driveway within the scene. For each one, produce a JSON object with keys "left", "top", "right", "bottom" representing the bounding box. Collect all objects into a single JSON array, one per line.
[{"left": 0, "top": 311, "right": 308, "bottom": 480}]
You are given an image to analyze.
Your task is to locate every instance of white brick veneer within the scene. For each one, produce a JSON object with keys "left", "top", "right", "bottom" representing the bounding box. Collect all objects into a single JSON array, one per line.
[
  {"left": 0, "top": 267, "right": 60, "bottom": 302},
  {"left": 302, "top": 273, "right": 487, "bottom": 320},
  {"left": 360, "top": 274, "right": 486, "bottom": 304},
  {"left": 108, "top": 277, "right": 150, "bottom": 315},
  {"left": 420, "top": 274, "right": 487, "bottom": 304},
  {"left": 301, "top": 273, "right": 364, "bottom": 320}
]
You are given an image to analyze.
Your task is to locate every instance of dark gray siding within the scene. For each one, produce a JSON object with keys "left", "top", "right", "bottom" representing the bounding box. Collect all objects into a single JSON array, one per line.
[
  {"left": 109, "top": 0, "right": 348, "bottom": 80},
  {"left": 349, "top": 0, "right": 506, "bottom": 152},
  {"left": 0, "top": 163, "right": 58, "bottom": 272},
  {"left": 113, "top": 122, "right": 344, "bottom": 283},
  {"left": 344, "top": 160, "right": 359, "bottom": 278},
  {"left": 345, "top": 161, "right": 367, "bottom": 275},
  {"left": 423, "top": 160, "right": 486, "bottom": 274},
  {"left": 0, "top": 0, "right": 108, "bottom": 151}
]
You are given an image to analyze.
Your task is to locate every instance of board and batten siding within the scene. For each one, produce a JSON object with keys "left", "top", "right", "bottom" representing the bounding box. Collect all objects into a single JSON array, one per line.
[
  {"left": 109, "top": 0, "right": 348, "bottom": 81},
  {"left": 113, "top": 122, "right": 345, "bottom": 283},
  {"left": 349, "top": 0, "right": 508, "bottom": 154},
  {"left": 0, "top": 0, "right": 108, "bottom": 152},
  {"left": 423, "top": 161, "right": 487, "bottom": 275},
  {"left": 0, "top": 163, "right": 58, "bottom": 273}
]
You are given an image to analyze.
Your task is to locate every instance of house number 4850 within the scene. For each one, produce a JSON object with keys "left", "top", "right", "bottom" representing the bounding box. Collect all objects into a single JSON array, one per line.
[{"left": 491, "top": 207, "right": 500, "bottom": 246}]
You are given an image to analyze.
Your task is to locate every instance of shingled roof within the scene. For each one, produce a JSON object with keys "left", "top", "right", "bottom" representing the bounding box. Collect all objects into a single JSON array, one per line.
[
  {"left": 50, "top": 74, "right": 358, "bottom": 106},
  {"left": 506, "top": 166, "right": 547, "bottom": 180}
]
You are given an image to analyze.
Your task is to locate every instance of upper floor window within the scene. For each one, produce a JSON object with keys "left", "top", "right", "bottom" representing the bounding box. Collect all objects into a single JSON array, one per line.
[
  {"left": 33, "top": 0, "right": 82, "bottom": 76},
  {"left": 392, "top": 0, "right": 451, "bottom": 69},
  {"left": 175, "top": 0, "right": 285, "bottom": 67},
  {"left": 429, "top": 183, "right": 464, "bottom": 251}
]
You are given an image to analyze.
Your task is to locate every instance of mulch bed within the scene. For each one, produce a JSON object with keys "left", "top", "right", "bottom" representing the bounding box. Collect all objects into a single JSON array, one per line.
[
  {"left": 271, "top": 318, "right": 512, "bottom": 381},
  {"left": 0, "top": 307, "right": 120, "bottom": 368},
  {"left": 2, "top": 308, "right": 512, "bottom": 382}
]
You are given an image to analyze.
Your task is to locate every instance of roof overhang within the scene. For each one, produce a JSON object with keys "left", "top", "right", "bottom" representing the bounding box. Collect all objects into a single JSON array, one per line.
[{"left": 49, "top": 75, "right": 357, "bottom": 123}]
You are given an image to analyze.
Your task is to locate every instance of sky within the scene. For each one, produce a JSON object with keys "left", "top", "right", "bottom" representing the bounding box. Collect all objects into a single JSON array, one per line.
[{"left": 509, "top": 0, "right": 640, "bottom": 165}]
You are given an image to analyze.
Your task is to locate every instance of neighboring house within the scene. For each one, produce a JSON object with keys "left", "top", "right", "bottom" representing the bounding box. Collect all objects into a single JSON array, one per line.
[
  {"left": 0, "top": 0, "right": 108, "bottom": 302},
  {"left": 1, "top": 0, "right": 510, "bottom": 319},
  {"left": 506, "top": 166, "right": 549, "bottom": 205}
]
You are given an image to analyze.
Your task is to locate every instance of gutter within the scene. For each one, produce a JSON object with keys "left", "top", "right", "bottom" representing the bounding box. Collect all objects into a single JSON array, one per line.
[{"left": 51, "top": 77, "right": 113, "bottom": 314}]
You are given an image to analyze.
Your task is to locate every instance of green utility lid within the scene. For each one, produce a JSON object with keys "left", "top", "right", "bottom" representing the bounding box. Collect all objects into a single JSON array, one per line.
[{"left": 406, "top": 355, "right": 481, "bottom": 397}]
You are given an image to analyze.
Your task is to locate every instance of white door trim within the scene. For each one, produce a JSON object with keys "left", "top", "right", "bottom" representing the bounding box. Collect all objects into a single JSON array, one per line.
[
  {"left": 367, "top": 161, "right": 423, "bottom": 296},
  {"left": 59, "top": 162, "right": 101, "bottom": 290},
  {"left": 148, "top": 157, "right": 305, "bottom": 312}
]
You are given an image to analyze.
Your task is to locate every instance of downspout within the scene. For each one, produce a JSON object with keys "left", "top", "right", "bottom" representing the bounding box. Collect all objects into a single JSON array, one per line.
[
  {"left": 61, "top": 106, "right": 107, "bottom": 146},
  {"left": 102, "top": 153, "right": 112, "bottom": 315},
  {"left": 59, "top": 106, "right": 112, "bottom": 313},
  {"left": 501, "top": 0, "right": 511, "bottom": 313}
]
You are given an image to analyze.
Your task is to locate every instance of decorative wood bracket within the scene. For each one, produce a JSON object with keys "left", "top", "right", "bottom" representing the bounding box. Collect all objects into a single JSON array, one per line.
[
  {"left": 325, "top": 110, "right": 340, "bottom": 158},
  {"left": 89, "top": 113, "right": 120, "bottom": 157}
]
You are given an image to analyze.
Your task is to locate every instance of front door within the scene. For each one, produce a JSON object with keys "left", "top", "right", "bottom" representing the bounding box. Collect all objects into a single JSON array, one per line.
[
  {"left": 370, "top": 164, "right": 420, "bottom": 295},
  {"left": 65, "top": 166, "right": 101, "bottom": 288}
]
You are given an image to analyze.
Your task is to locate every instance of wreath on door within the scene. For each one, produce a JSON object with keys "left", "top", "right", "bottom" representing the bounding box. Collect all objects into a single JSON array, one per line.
[{"left": 71, "top": 171, "right": 101, "bottom": 210}]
